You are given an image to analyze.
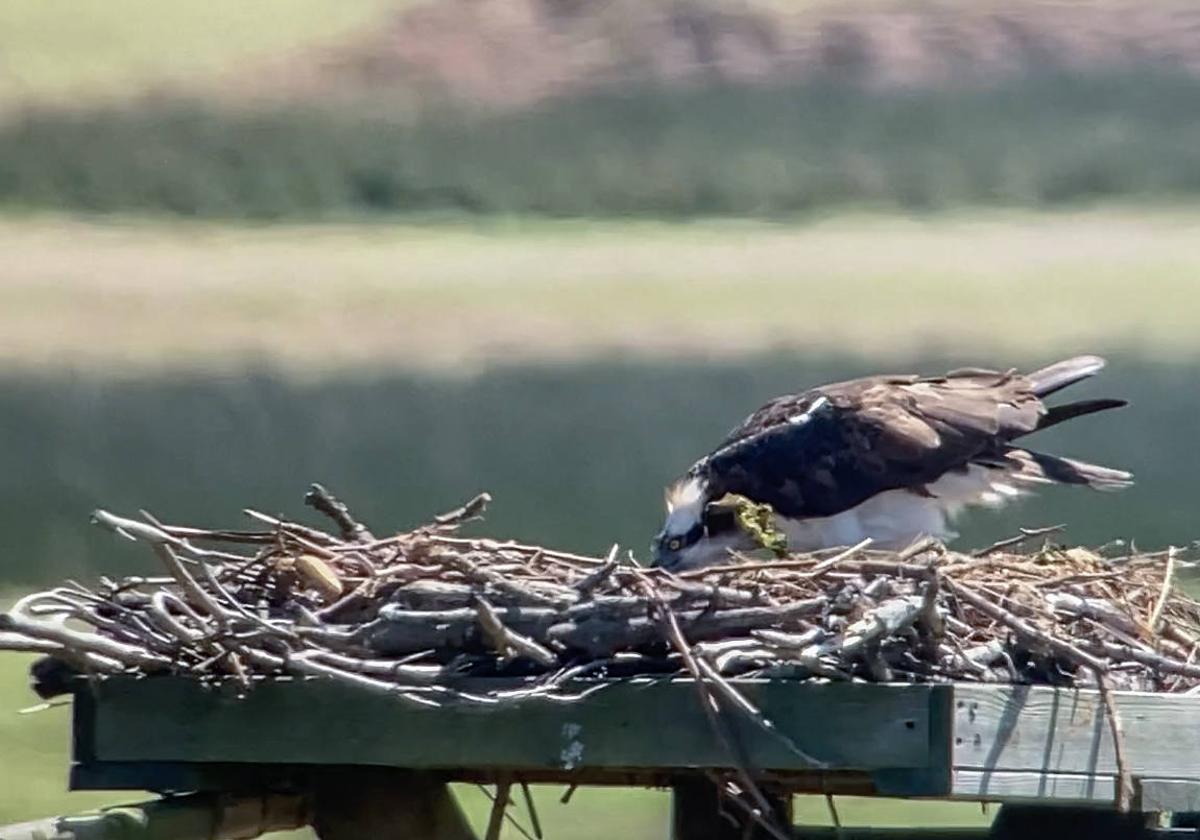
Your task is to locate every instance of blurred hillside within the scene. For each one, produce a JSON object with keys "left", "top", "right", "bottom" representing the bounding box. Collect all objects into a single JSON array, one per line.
[
  {"left": 4, "top": 0, "right": 1200, "bottom": 218},
  {"left": 265, "top": 0, "right": 1200, "bottom": 106},
  {"left": 0, "top": 0, "right": 400, "bottom": 107},
  {"left": 9, "top": 0, "right": 1200, "bottom": 107}
]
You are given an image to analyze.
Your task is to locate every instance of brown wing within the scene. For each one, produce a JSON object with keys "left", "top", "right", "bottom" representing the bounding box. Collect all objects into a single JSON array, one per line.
[{"left": 690, "top": 365, "right": 1057, "bottom": 519}]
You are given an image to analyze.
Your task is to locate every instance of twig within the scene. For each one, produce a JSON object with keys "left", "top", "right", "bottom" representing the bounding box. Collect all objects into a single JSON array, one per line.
[
  {"left": 683, "top": 539, "right": 874, "bottom": 579},
  {"left": 519, "top": 781, "right": 543, "bottom": 840},
  {"left": 1095, "top": 673, "right": 1133, "bottom": 812},
  {"left": 825, "top": 793, "right": 842, "bottom": 831},
  {"left": 945, "top": 579, "right": 1109, "bottom": 673},
  {"left": 1148, "top": 547, "right": 1178, "bottom": 636},
  {"left": 305, "top": 484, "right": 375, "bottom": 542},
  {"left": 484, "top": 780, "right": 514, "bottom": 840},
  {"left": 973, "top": 525, "right": 1066, "bottom": 558},
  {"left": 574, "top": 544, "right": 620, "bottom": 596},
  {"left": 474, "top": 783, "right": 540, "bottom": 840},
  {"left": 435, "top": 493, "right": 492, "bottom": 527},
  {"left": 807, "top": 538, "right": 874, "bottom": 578},
  {"left": 693, "top": 657, "right": 828, "bottom": 767},
  {"left": 472, "top": 596, "right": 558, "bottom": 666},
  {"left": 632, "top": 570, "right": 793, "bottom": 840},
  {"left": 26, "top": 489, "right": 1200, "bottom": 728}
]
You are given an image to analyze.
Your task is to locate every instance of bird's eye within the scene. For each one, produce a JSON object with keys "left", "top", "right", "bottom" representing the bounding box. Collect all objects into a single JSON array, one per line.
[{"left": 667, "top": 538, "right": 682, "bottom": 551}]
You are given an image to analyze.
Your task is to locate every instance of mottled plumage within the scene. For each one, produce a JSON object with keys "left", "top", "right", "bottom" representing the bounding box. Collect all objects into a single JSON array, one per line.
[{"left": 652, "top": 356, "right": 1131, "bottom": 571}]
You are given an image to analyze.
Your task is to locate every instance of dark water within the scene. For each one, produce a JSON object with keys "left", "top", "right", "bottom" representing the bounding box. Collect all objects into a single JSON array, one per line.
[{"left": 1, "top": 355, "right": 1195, "bottom": 586}]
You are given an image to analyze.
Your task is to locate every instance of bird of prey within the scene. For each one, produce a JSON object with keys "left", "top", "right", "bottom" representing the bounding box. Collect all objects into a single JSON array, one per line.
[{"left": 651, "top": 355, "right": 1131, "bottom": 571}]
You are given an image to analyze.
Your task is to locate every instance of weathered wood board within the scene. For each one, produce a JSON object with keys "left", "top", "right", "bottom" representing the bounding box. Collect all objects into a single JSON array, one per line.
[
  {"left": 952, "top": 685, "right": 1200, "bottom": 778},
  {"left": 951, "top": 684, "right": 1200, "bottom": 807},
  {"left": 949, "top": 770, "right": 1117, "bottom": 803},
  {"left": 69, "top": 677, "right": 1200, "bottom": 812},
  {"left": 74, "top": 677, "right": 940, "bottom": 775}
]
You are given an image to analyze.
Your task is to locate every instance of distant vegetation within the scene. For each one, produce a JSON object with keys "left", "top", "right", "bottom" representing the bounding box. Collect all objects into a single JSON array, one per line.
[
  {"left": 3, "top": 72, "right": 1200, "bottom": 218},
  {"left": 5, "top": 0, "right": 1200, "bottom": 219}
]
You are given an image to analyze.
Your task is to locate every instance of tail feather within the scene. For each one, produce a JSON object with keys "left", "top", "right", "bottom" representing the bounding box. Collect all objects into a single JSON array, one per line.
[
  {"left": 1027, "top": 355, "right": 1106, "bottom": 397},
  {"left": 1004, "top": 447, "right": 1133, "bottom": 491},
  {"left": 1037, "top": 398, "right": 1128, "bottom": 432}
]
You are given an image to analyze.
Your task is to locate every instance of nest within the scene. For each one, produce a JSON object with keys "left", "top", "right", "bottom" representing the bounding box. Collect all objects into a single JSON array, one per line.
[{"left": 3, "top": 485, "right": 1198, "bottom": 705}]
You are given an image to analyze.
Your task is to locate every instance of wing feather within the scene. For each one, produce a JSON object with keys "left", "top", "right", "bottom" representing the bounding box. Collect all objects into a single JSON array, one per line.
[{"left": 690, "top": 364, "right": 1085, "bottom": 519}]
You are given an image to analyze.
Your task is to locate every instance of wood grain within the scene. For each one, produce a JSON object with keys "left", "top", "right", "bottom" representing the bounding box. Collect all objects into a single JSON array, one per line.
[
  {"left": 953, "top": 685, "right": 1200, "bottom": 779},
  {"left": 950, "top": 769, "right": 1116, "bottom": 803}
]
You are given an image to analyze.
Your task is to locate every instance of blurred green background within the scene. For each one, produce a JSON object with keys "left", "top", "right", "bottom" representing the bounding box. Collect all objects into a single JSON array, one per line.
[{"left": 2, "top": 0, "right": 1199, "bottom": 835}]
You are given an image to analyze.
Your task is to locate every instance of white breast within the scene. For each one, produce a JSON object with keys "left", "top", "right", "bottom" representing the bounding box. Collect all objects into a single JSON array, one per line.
[{"left": 777, "top": 464, "right": 1022, "bottom": 551}]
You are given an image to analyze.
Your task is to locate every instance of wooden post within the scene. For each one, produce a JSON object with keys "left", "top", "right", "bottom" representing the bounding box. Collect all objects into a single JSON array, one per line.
[
  {"left": 0, "top": 792, "right": 307, "bottom": 840},
  {"left": 671, "top": 776, "right": 793, "bottom": 840},
  {"left": 311, "top": 768, "right": 477, "bottom": 840}
]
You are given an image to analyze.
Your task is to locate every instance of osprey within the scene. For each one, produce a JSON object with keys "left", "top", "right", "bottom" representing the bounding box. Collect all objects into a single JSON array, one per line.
[{"left": 651, "top": 355, "right": 1131, "bottom": 571}]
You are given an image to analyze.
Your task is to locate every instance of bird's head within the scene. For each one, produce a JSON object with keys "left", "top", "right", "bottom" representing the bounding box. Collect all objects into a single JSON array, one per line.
[{"left": 651, "top": 478, "right": 750, "bottom": 571}]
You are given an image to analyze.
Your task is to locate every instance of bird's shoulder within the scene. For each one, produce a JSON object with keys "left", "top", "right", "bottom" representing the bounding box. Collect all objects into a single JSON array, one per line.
[
  {"left": 718, "top": 374, "right": 916, "bottom": 444},
  {"left": 719, "top": 367, "right": 1042, "bottom": 451}
]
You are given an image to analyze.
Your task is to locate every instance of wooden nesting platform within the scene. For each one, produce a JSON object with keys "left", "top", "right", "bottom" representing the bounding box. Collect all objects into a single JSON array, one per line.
[{"left": 59, "top": 677, "right": 1200, "bottom": 839}]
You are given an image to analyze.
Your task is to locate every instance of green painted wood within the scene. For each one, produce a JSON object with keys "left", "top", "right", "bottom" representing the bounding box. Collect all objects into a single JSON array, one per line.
[
  {"left": 871, "top": 681, "right": 956, "bottom": 797},
  {"left": 76, "top": 677, "right": 940, "bottom": 773},
  {"left": 70, "top": 761, "right": 314, "bottom": 793},
  {"left": 953, "top": 685, "right": 1200, "bottom": 780}
]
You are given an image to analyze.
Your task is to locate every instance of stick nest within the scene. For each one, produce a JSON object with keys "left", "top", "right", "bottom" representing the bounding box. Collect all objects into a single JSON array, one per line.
[{"left": 4, "top": 486, "right": 1198, "bottom": 705}]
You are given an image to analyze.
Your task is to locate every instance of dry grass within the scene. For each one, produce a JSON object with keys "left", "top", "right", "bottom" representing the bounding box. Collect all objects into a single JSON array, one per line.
[{"left": 3, "top": 208, "right": 1199, "bottom": 374}]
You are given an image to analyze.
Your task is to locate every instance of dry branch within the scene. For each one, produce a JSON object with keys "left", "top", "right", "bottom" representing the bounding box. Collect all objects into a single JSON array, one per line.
[
  {"left": 6, "top": 487, "right": 1198, "bottom": 830},
  {"left": 6, "top": 488, "right": 1198, "bottom": 708}
]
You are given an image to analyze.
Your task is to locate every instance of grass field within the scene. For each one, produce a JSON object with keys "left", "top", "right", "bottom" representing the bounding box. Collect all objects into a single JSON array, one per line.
[
  {"left": 0, "top": 0, "right": 400, "bottom": 107},
  {"left": 3, "top": 208, "right": 1200, "bottom": 373}
]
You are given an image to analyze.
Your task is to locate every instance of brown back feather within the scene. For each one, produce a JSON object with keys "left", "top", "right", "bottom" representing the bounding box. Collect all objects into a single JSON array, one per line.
[{"left": 689, "top": 358, "right": 1125, "bottom": 520}]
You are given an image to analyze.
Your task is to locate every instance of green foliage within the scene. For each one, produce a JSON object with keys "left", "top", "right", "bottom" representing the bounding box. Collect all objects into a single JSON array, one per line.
[{"left": 4, "top": 71, "right": 1200, "bottom": 218}]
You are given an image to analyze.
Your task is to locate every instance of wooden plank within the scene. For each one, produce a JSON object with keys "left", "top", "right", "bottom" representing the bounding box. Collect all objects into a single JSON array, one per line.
[
  {"left": 988, "top": 805, "right": 1155, "bottom": 840},
  {"left": 1140, "top": 779, "right": 1200, "bottom": 813},
  {"left": 77, "top": 677, "right": 941, "bottom": 773},
  {"left": 953, "top": 685, "right": 1200, "bottom": 780},
  {"left": 70, "top": 760, "right": 889, "bottom": 796},
  {"left": 671, "top": 777, "right": 791, "bottom": 840},
  {"left": 70, "top": 760, "right": 313, "bottom": 793},
  {"left": 872, "top": 681, "right": 956, "bottom": 797},
  {"left": 311, "top": 769, "right": 475, "bottom": 840},
  {"left": 950, "top": 769, "right": 1116, "bottom": 804},
  {"left": 0, "top": 793, "right": 306, "bottom": 840}
]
